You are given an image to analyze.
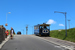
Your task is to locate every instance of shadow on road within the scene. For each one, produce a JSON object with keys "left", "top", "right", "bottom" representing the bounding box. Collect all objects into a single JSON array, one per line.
[{"left": 39, "top": 36, "right": 50, "bottom": 37}]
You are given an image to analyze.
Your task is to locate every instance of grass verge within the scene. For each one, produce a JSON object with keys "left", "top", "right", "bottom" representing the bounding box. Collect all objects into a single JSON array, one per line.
[{"left": 50, "top": 28, "right": 75, "bottom": 42}]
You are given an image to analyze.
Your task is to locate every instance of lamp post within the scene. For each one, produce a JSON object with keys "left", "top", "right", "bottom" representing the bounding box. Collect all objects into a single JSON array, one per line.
[
  {"left": 54, "top": 11, "right": 67, "bottom": 36},
  {"left": 5, "top": 12, "right": 11, "bottom": 26},
  {"left": 26, "top": 25, "right": 28, "bottom": 35}
]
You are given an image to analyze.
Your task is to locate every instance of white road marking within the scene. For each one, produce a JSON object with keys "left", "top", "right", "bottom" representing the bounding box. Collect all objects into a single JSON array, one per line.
[
  {"left": 0, "top": 35, "right": 10, "bottom": 49},
  {"left": 54, "top": 46, "right": 65, "bottom": 50},
  {"left": 55, "top": 46, "right": 61, "bottom": 48}
]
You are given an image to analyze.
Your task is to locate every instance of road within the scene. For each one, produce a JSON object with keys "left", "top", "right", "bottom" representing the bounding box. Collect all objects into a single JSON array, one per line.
[{"left": 1, "top": 35, "right": 66, "bottom": 50}]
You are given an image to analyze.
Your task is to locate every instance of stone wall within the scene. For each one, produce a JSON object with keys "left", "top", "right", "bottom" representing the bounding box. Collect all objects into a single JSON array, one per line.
[{"left": 0, "top": 25, "right": 6, "bottom": 43}]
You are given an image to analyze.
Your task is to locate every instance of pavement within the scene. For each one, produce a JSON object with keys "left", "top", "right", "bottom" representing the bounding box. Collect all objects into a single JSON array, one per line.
[
  {"left": 0, "top": 35, "right": 66, "bottom": 50},
  {"left": 0, "top": 35, "right": 10, "bottom": 49}
]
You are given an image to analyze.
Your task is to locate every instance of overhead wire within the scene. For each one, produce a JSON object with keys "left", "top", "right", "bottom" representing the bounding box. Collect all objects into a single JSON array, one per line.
[{"left": 67, "top": 14, "right": 75, "bottom": 28}]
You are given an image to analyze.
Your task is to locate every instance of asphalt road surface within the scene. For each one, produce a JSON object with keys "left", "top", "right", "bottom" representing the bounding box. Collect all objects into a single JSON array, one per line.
[{"left": 1, "top": 35, "right": 66, "bottom": 50}]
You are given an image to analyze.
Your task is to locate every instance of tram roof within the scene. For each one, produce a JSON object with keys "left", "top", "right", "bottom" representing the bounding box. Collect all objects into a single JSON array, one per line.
[
  {"left": 34, "top": 23, "right": 50, "bottom": 27},
  {"left": 40, "top": 24, "right": 50, "bottom": 26}
]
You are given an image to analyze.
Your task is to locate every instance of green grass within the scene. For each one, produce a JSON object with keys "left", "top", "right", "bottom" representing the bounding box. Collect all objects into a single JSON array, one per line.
[{"left": 50, "top": 28, "right": 75, "bottom": 42}]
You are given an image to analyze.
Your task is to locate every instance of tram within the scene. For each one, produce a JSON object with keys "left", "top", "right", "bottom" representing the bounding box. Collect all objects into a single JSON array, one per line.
[{"left": 34, "top": 23, "right": 50, "bottom": 36}]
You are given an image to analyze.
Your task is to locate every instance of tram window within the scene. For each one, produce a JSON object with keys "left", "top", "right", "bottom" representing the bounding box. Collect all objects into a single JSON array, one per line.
[
  {"left": 40, "top": 26, "right": 43, "bottom": 29},
  {"left": 34, "top": 26, "right": 39, "bottom": 29},
  {"left": 46, "top": 26, "right": 49, "bottom": 29}
]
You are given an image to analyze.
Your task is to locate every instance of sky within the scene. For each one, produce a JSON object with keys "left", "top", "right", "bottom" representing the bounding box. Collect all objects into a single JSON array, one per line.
[{"left": 0, "top": 0, "right": 75, "bottom": 35}]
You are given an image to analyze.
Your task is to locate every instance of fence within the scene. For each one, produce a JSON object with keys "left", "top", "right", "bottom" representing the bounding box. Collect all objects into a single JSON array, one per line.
[{"left": 0, "top": 25, "right": 6, "bottom": 43}]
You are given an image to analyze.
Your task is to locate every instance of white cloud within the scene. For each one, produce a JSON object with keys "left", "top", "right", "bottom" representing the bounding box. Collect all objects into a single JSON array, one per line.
[
  {"left": 59, "top": 24, "right": 64, "bottom": 26},
  {"left": 46, "top": 19, "right": 56, "bottom": 24}
]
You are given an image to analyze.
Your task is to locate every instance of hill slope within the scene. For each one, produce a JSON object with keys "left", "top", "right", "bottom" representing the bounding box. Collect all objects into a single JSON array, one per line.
[{"left": 50, "top": 28, "right": 75, "bottom": 42}]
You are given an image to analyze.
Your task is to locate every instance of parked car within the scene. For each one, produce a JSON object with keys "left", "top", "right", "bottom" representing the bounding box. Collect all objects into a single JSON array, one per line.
[{"left": 17, "top": 31, "right": 21, "bottom": 35}]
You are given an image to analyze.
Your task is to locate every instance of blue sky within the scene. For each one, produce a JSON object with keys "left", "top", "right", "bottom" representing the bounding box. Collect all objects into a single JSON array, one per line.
[{"left": 0, "top": 0, "right": 75, "bottom": 35}]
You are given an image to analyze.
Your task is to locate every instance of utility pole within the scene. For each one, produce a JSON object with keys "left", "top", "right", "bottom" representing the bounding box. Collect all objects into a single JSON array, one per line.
[
  {"left": 65, "top": 12, "right": 67, "bottom": 36},
  {"left": 54, "top": 11, "right": 67, "bottom": 36},
  {"left": 26, "top": 25, "right": 28, "bottom": 35},
  {"left": 68, "top": 20, "right": 70, "bottom": 29}
]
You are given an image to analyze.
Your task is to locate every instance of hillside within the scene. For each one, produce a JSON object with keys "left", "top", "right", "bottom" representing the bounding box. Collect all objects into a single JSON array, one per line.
[{"left": 50, "top": 28, "right": 75, "bottom": 42}]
